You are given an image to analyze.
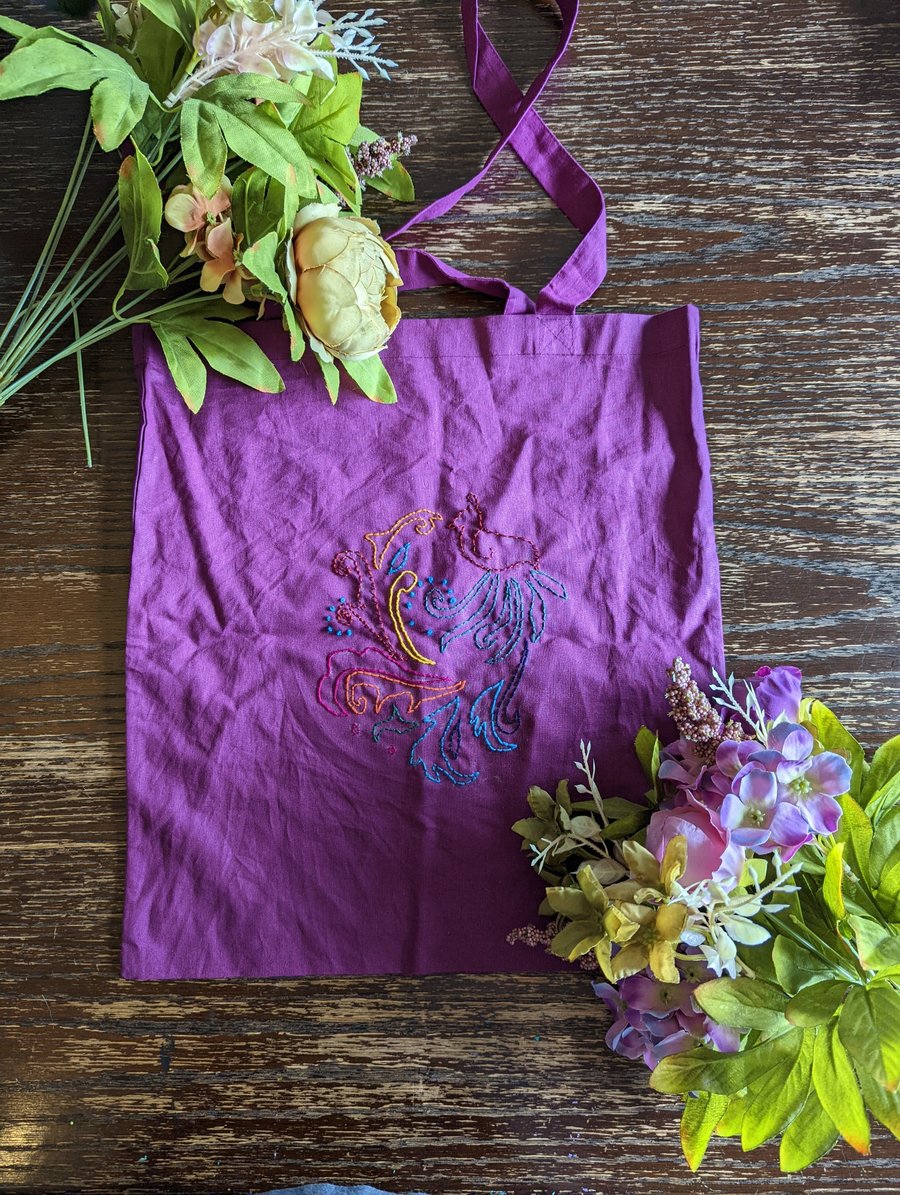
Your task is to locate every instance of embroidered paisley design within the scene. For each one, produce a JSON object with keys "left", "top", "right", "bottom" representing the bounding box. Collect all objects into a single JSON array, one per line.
[{"left": 316, "top": 493, "right": 568, "bottom": 785}]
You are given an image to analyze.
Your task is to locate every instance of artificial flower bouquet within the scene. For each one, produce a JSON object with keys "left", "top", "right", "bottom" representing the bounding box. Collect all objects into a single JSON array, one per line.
[
  {"left": 0, "top": 0, "right": 416, "bottom": 460},
  {"left": 512, "top": 659, "right": 900, "bottom": 1172}
]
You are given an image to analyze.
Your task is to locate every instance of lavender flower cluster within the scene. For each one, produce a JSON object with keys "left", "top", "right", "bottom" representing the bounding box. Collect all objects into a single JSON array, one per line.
[{"left": 354, "top": 133, "right": 418, "bottom": 180}]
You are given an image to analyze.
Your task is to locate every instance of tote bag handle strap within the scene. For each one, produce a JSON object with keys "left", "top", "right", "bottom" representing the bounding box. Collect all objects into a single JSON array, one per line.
[{"left": 388, "top": 0, "right": 607, "bottom": 314}]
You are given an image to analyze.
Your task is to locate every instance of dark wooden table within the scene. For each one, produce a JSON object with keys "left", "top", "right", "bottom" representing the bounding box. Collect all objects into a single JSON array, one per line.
[{"left": 1, "top": 1, "right": 898, "bottom": 1191}]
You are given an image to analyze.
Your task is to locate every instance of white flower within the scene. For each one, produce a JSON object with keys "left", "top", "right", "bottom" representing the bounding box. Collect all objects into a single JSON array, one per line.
[
  {"left": 197, "top": 0, "right": 334, "bottom": 86},
  {"left": 168, "top": 0, "right": 397, "bottom": 104},
  {"left": 701, "top": 928, "right": 739, "bottom": 978}
]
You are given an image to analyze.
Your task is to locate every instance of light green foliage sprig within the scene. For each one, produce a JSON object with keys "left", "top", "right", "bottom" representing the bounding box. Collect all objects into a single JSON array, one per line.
[
  {"left": 0, "top": 0, "right": 417, "bottom": 457},
  {"left": 515, "top": 706, "right": 900, "bottom": 1173}
]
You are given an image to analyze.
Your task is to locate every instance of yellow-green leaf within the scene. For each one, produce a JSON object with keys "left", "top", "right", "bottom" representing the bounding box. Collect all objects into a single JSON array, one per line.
[
  {"left": 858, "top": 1066, "right": 900, "bottom": 1140},
  {"left": 180, "top": 98, "right": 227, "bottom": 197},
  {"left": 812, "top": 1020, "right": 870, "bottom": 1154},
  {"left": 778, "top": 1086, "right": 839, "bottom": 1172},
  {"left": 741, "top": 1028, "right": 812, "bottom": 1151},
  {"left": 693, "top": 977, "right": 789, "bottom": 1033},
  {"left": 680, "top": 1091, "right": 728, "bottom": 1171},
  {"left": 808, "top": 700, "right": 866, "bottom": 800},
  {"left": 117, "top": 149, "right": 168, "bottom": 292},
  {"left": 862, "top": 734, "right": 900, "bottom": 805},
  {"left": 785, "top": 980, "right": 848, "bottom": 1027},
  {"left": 823, "top": 842, "right": 846, "bottom": 919},
  {"left": 835, "top": 793, "right": 873, "bottom": 884},
  {"left": 839, "top": 986, "right": 900, "bottom": 1091},
  {"left": 152, "top": 325, "right": 207, "bottom": 412},
  {"left": 342, "top": 356, "right": 397, "bottom": 405}
]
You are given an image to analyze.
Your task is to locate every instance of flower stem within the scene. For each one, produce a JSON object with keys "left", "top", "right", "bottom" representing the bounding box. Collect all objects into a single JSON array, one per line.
[
  {"left": 0, "top": 293, "right": 222, "bottom": 408},
  {"left": 72, "top": 306, "right": 92, "bottom": 469},
  {"left": 0, "top": 113, "right": 96, "bottom": 354}
]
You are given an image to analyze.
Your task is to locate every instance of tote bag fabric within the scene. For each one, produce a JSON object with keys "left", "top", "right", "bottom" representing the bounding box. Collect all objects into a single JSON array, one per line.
[{"left": 122, "top": 0, "right": 724, "bottom": 979}]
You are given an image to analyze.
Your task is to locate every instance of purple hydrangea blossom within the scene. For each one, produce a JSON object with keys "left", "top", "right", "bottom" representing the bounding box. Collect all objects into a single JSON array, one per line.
[
  {"left": 719, "top": 756, "right": 812, "bottom": 858},
  {"left": 593, "top": 975, "right": 739, "bottom": 1070},
  {"left": 767, "top": 721, "right": 850, "bottom": 834}
]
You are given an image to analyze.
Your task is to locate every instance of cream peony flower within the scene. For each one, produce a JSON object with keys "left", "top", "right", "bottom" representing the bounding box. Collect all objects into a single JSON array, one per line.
[{"left": 287, "top": 202, "right": 402, "bottom": 361}]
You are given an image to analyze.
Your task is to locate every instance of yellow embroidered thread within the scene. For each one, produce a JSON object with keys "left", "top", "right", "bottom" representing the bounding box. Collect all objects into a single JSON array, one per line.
[
  {"left": 365, "top": 508, "right": 443, "bottom": 569},
  {"left": 388, "top": 571, "right": 437, "bottom": 666}
]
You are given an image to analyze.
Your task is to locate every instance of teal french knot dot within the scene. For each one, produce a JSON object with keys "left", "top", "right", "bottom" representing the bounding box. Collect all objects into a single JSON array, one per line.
[
  {"left": 449, "top": 598, "right": 457, "bottom": 605},
  {"left": 346, "top": 629, "right": 353, "bottom": 637},
  {"left": 327, "top": 627, "right": 335, "bottom": 634},
  {"left": 405, "top": 602, "right": 413, "bottom": 610},
  {"left": 336, "top": 630, "right": 344, "bottom": 637},
  {"left": 417, "top": 580, "right": 424, "bottom": 587},
  {"left": 442, "top": 579, "right": 449, "bottom": 587},
  {"left": 427, "top": 576, "right": 434, "bottom": 583},
  {"left": 325, "top": 615, "right": 332, "bottom": 621},
  {"left": 338, "top": 596, "right": 346, "bottom": 603},
  {"left": 328, "top": 605, "right": 336, "bottom": 611},
  {"left": 409, "top": 620, "right": 416, "bottom": 627},
  {"left": 426, "top": 628, "right": 434, "bottom": 637}
]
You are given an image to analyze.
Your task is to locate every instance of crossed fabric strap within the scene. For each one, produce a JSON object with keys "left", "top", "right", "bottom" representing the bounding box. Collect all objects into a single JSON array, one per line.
[{"left": 387, "top": 0, "right": 607, "bottom": 314}]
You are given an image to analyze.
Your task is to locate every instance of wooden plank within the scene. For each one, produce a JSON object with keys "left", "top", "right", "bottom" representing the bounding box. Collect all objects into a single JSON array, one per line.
[{"left": 1, "top": 0, "right": 898, "bottom": 1190}]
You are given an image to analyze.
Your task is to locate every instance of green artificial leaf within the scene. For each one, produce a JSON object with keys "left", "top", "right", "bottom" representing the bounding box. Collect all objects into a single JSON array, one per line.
[
  {"left": 368, "top": 157, "right": 416, "bottom": 204},
  {"left": 526, "top": 786, "right": 555, "bottom": 820},
  {"left": 117, "top": 148, "right": 168, "bottom": 291},
  {"left": 785, "top": 980, "right": 850, "bottom": 1027},
  {"left": 239, "top": 231, "right": 305, "bottom": 362},
  {"left": 866, "top": 774, "right": 900, "bottom": 826},
  {"left": 877, "top": 843, "right": 900, "bottom": 921},
  {"left": 812, "top": 1019, "right": 871, "bottom": 1154},
  {"left": 212, "top": 95, "right": 317, "bottom": 196},
  {"left": 293, "top": 71, "right": 362, "bottom": 144},
  {"left": 342, "top": 356, "right": 398, "bottom": 405},
  {"left": 152, "top": 325, "right": 207, "bottom": 412},
  {"left": 599, "top": 808, "right": 653, "bottom": 840},
  {"left": 231, "top": 166, "right": 297, "bottom": 245},
  {"left": 857, "top": 1066, "right": 900, "bottom": 1140},
  {"left": 302, "top": 129, "right": 361, "bottom": 212},
  {"left": 714, "top": 1094, "right": 747, "bottom": 1138},
  {"left": 871, "top": 807, "right": 900, "bottom": 884},
  {"left": 778, "top": 1085, "right": 840, "bottom": 1172},
  {"left": 141, "top": 0, "right": 197, "bottom": 46},
  {"left": 0, "top": 32, "right": 149, "bottom": 149},
  {"left": 0, "top": 15, "right": 35, "bottom": 38},
  {"left": 91, "top": 73, "right": 151, "bottom": 152},
  {"left": 693, "top": 977, "right": 790, "bottom": 1033},
  {"left": 317, "top": 354, "right": 340, "bottom": 404},
  {"left": 808, "top": 700, "right": 866, "bottom": 800},
  {"left": 180, "top": 98, "right": 228, "bottom": 197},
  {"left": 634, "top": 727, "right": 659, "bottom": 782},
  {"left": 0, "top": 37, "right": 101, "bottom": 98},
  {"left": 650, "top": 1029, "right": 803, "bottom": 1096},
  {"left": 848, "top": 914, "right": 900, "bottom": 972},
  {"left": 772, "top": 935, "right": 834, "bottom": 995},
  {"left": 601, "top": 798, "right": 646, "bottom": 821},
  {"left": 195, "top": 72, "right": 309, "bottom": 107},
  {"left": 550, "top": 918, "right": 603, "bottom": 962},
  {"left": 835, "top": 793, "right": 873, "bottom": 884},
  {"left": 823, "top": 841, "right": 846, "bottom": 920},
  {"left": 174, "top": 316, "right": 285, "bottom": 393},
  {"left": 132, "top": 11, "right": 186, "bottom": 103},
  {"left": 741, "top": 1028, "right": 813, "bottom": 1151},
  {"left": 863, "top": 734, "right": 900, "bottom": 805},
  {"left": 839, "top": 985, "right": 900, "bottom": 1091},
  {"left": 680, "top": 1092, "right": 728, "bottom": 1172}
]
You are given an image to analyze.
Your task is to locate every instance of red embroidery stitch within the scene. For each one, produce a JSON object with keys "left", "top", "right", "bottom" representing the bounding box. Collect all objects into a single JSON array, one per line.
[{"left": 450, "top": 493, "right": 541, "bottom": 572}]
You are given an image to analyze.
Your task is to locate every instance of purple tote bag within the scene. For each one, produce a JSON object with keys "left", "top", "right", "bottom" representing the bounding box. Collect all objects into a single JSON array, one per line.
[{"left": 122, "top": 0, "right": 724, "bottom": 979}]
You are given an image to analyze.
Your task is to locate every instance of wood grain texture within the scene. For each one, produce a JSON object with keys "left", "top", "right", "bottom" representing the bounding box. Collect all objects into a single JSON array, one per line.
[{"left": 1, "top": 0, "right": 899, "bottom": 1191}]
